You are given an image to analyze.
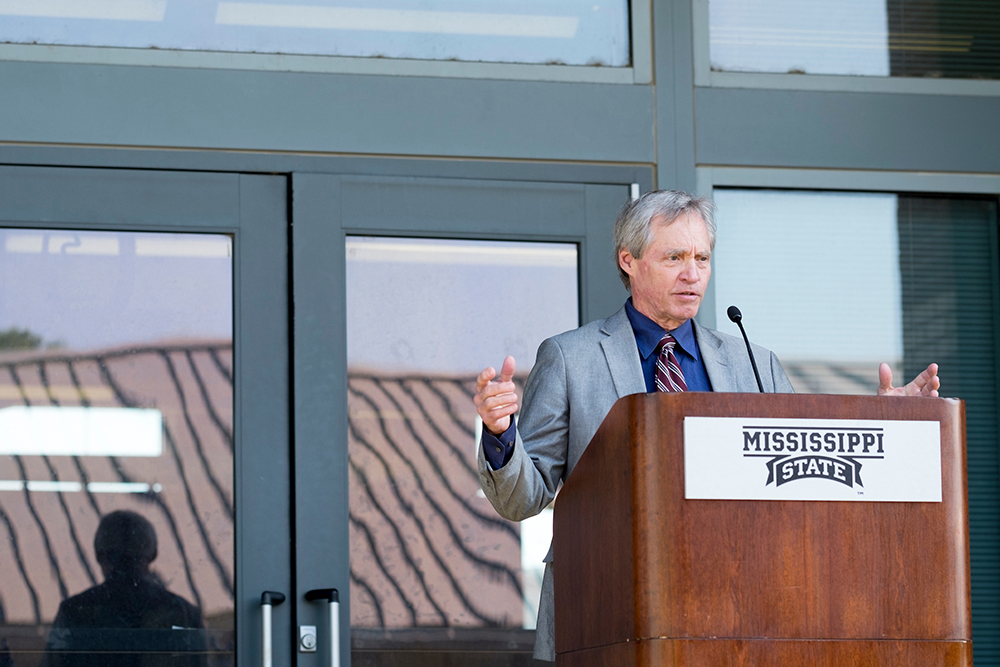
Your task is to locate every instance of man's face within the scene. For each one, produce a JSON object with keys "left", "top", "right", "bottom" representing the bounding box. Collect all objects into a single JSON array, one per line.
[{"left": 618, "top": 212, "right": 712, "bottom": 331}]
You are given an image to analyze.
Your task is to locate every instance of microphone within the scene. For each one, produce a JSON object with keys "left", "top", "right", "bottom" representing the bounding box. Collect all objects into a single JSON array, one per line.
[{"left": 727, "top": 306, "right": 765, "bottom": 393}]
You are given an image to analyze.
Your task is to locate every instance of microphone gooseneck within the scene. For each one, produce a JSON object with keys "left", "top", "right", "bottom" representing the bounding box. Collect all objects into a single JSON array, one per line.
[{"left": 727, "top": 305, "right": 765, "bottom": 393}]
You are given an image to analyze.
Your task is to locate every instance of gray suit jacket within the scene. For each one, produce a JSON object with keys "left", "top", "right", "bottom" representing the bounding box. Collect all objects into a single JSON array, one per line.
[{"left": 477, "top": 305, "right": 793, "bottom": 661}]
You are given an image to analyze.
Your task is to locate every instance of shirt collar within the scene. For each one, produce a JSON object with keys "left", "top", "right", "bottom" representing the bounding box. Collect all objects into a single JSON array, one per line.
[{"left": 624, "top": 298, "right": 700, "bottom": 361}]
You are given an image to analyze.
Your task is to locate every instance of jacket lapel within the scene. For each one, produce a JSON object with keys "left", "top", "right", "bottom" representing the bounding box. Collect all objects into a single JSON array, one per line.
[
  {"left": 694, "top": 320, "right": 736, "bottom": 392},
  {"left": 600, "top": 307, "right": 646, "bottom": 398}
]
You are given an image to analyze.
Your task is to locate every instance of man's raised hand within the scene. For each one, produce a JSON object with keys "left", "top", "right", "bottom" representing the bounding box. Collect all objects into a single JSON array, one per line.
[
  {"left": 474, "top": 356, "right": 518, "bottom": 435},
  {"left": 877, "top": 362, "right": 940, "bottom": 397}
]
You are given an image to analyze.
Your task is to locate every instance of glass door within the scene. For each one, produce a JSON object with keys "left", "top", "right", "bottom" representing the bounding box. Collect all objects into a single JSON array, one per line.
[
  {"left": 290, "top": 172, "right": 634, "bottom": 666},
  {"left": 0, "top": 166, "right": 290, "bottom": 667}
]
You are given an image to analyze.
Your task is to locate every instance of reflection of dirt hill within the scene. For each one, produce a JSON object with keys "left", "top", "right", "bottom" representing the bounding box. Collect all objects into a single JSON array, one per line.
[
  {"left": 0, "top": 344, "right": 527, "bottom": 664},
  {"left": 0, "top": 339, "right": 235, "bottom": 666},
  {"left": 347, "top": 371, "right": 524, "bottom": 629}
]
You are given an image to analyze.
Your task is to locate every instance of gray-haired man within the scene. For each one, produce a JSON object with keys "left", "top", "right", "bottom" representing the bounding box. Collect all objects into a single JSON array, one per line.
[{"left": 473, "top": 189, "right": 939, "bottom": 661}]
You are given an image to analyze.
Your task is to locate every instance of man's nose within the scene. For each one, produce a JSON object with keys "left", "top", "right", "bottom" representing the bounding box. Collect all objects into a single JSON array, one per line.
[{"left": 679, "top": 258, "right": 700, "bottom": 281}]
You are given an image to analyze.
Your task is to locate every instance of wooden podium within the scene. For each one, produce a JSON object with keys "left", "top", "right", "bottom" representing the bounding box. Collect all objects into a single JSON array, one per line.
[{"left": 553, "top": 393, "right": 971, "bottom": 666}]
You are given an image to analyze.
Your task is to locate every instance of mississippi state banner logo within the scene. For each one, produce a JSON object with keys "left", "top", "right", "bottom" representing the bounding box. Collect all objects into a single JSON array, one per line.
[{"left": 684, "top": 417, "right": 942, "bottom": 502}]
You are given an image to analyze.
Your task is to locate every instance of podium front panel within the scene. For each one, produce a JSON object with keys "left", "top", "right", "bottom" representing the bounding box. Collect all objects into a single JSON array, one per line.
[{"left": 554, "top": 393, "right": 971, "bottom": 666}]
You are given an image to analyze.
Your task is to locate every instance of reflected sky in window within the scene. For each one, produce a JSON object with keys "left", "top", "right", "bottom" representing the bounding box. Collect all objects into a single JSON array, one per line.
[
  {"left": 712, "top": 190, "right": 902, "bottom": 376},
  {"left": 0, "top": 0, "right": 630, "bottom": 67},
  {"left": 710, "top": 0, "right": 1000, "bottom": 79},
  {"left": 710, "top": 0, "right": 890, "bottom": 76},
  {"left": 346, "top": 236, "right": 578, "bottom": 374},
  {"left": 0, "top": 229, "right": 232, "bottom": 352}
]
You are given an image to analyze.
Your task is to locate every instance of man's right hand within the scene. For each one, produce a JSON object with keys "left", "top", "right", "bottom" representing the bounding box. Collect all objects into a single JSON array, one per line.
[{"left": 474, "top": 355, "right": 518, "bottom": 435}]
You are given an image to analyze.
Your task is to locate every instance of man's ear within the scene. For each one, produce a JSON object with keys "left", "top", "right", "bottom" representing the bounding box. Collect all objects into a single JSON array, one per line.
[{"left": 619, "top": 249, "right": 635, "bottom": 277}]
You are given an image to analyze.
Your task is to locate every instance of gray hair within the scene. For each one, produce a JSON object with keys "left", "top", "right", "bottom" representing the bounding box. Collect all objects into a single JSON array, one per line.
[{"left": 613, "top": 190, "right": 717, "bottom": 290}]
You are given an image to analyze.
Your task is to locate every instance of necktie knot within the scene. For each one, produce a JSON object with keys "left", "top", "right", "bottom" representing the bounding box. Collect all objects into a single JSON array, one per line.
[
  {"left": 655, "top": 332, "right": 687, "bottom": 393},
  {"left": 655, "top": 333, "right": 677, "bottom": 355}
]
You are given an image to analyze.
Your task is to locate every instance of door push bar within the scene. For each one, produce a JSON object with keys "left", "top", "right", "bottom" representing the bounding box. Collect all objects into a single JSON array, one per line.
[
  {"left": 305, "top": 588, "right": 340, "bottom": 667},
  {"left": 260, "top": 591, "right": 286, "bottom": 667}
]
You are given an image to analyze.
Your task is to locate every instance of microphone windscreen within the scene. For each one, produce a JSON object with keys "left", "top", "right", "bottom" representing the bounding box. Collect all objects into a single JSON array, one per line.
[{"left": 727, "top": 305, "right": 742, "bottom": 323}]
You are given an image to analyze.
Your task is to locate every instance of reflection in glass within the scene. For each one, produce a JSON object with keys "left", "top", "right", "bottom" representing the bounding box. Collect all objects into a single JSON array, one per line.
[
  {"left": 0, "top": 229, "right": 234, "bottom": 667},
  {"left": 42, "top": 511, "right": 206, "bottom": 667},
  {"left": 712, "top": 189, "right": 1000, "bottom": 404},
  {"left": 0, "top": 0, "right": 630, "bottom": 68},
  {"left": 345, "top": 237, "right": 577, "bottom": 650},
  {"left": 713, "top": 190, "right": 902, "bottom": 394},
  {"left": 710, "top": 0, "right": 1000, "bottom": 79}
]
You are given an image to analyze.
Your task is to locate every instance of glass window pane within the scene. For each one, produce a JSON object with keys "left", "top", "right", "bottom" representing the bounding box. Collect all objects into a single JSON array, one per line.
[
  {"left": 0, "top": 229, "right": 234, "bottom": 667},
  {"left": 713, "top": 190, "right": 902, "bottom": 393},
  {"left": 0, "top": 0, "right": 631, "bottom": 67},
  {"left": 710, "top": 0, "right": 1000, "bottom": 79},
  {"left": 346, "top": 236, "right": 577, "bottom": 651}
]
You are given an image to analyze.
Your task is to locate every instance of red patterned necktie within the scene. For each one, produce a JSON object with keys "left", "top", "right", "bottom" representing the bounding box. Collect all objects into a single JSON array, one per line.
[{"left": 654, "top": 333, "right": 687, "bottom": 393}]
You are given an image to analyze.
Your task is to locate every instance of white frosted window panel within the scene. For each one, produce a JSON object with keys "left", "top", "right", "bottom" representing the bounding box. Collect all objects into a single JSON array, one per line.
[
  {"left": 712, "top": 190, "right": 902, "bottom": 364},
  {"left": 0, "top": 406, "right": 163, "bottom": 456},
  {"left": 86, "top": 481, "right": 155, "bottom": 493},
  {"left": 215, "top": 5, "right": 580, "bottom": 38},
  {"left": 710, "top": 0, "right": 890, "bottom": 76},
  {"left": 0, "top": 0, "right": 630, "bottom": 67},
  {"left": 346, "top": 237, "right": 578, "bottom": 374},
  {"left": 0, "top": 0, "right": 166, "bottom": 21},
  {"left": 135, "top": 235, "right": 232, "bottom": 257}
]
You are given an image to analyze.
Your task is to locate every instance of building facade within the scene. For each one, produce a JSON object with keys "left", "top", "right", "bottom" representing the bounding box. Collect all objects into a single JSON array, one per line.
[{"left": 0, "top": 0, "right": 998, "bottom": 665}]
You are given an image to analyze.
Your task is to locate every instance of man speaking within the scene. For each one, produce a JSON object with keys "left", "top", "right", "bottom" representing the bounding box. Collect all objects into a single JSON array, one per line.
[{"left": 471, "top": 189, "right": 940, "bottom": 662}]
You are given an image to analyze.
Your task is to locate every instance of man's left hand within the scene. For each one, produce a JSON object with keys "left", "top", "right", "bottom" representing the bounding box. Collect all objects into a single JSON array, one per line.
[{"left": 877, "top": 362, "right": 940, "bottom": 397}]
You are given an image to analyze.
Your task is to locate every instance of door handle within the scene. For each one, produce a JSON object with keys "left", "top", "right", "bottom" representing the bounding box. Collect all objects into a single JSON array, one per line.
[
  {"left": 261, "top": 591, "right": 286, "bottom": 667},
  {"left": 305, "top": 588, "right": 340, "bottom": 667}
]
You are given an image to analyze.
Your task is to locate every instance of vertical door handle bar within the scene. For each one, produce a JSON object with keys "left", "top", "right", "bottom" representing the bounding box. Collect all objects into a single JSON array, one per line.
[
  {"left": 261, "top": 591, "right": 286, "bottom": 667},
  {"left": 305, "top": 588, "right": 340, "bottom": 667}
]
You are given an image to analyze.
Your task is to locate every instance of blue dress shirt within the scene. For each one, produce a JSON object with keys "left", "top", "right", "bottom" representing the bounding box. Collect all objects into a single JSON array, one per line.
[
  {"left": 623, "top": 299, "right": 712, "bottom": 393},
  {"left": 482, "top": 299, "right": 713, "bottom": 470}
]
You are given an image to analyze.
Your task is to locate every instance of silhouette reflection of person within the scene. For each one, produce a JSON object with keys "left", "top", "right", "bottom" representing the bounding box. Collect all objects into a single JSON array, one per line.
[{"left": 43, "top": 510, "right": 206, "bottom": 667}]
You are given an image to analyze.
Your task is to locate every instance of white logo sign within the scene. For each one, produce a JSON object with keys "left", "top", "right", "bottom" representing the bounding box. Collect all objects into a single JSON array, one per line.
[{"left": 684, "top": 417, "right": 941, "bottom": 502}]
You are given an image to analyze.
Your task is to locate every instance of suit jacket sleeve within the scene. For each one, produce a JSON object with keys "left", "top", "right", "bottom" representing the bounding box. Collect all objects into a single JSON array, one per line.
[{"left": 478, "top": 336, "right": 570, "bottom": 522}]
